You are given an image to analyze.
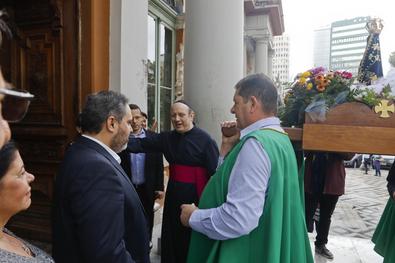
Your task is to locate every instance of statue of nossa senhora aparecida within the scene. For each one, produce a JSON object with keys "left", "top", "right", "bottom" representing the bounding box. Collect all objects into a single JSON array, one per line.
[{"left": 367, "top": 51, "right": 395, "bottom": 95}]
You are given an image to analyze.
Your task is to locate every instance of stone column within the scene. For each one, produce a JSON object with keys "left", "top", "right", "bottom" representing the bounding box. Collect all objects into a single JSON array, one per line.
[
  {"left": 109, "top": 0, "right": 149, "bottom": 111},
  {"left": 244, "top": 37, "right": 248, "bottom": 76},
  {"left": 244, "top": 36, "right": 256, "bottom": 75},
  {"left": 184, "top": 0, "right": 244, "bottom": 143},
  {"left": 255, "top": 36, "right": 269, "bottom": 74}
]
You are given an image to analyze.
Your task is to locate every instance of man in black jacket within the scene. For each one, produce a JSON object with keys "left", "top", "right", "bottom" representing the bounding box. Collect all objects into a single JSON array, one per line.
[
  {"left": 127, "top": 100, "right": 219, "bottom": 263},
  {"left": 120, "top": 104, "right": 164, "bottom": 247},
  {"left": 53, "top": 91, "right": 150, "bottom": 263}
]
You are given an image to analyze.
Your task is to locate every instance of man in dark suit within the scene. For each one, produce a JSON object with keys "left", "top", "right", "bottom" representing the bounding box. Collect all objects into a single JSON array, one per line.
[
  {"left": 53, "top": 91, "right": 150, "bottom": 263},
  {"left": 119, "top": 104, "right": 164, "bottom": 247}
]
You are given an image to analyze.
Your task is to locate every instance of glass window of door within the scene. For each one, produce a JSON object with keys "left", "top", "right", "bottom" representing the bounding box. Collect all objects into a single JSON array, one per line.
[{"left": 147, "top": 14, "right": 174, "bottom": 132}]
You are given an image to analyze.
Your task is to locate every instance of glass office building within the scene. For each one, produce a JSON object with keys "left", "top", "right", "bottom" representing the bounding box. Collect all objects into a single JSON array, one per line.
[
  {"left": 272, "top": 34, "right": 290, "bottom": 83},
  {"left": 330, "top": 16, "right": 370, "bottom": 76},
  {"left": 313, "top": 26, "right": 331, "bottom": 69}
]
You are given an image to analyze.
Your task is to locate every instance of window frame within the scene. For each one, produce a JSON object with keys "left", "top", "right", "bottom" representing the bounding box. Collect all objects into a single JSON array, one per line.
[{"left": 148, "top": 0, "right": 177, "bottom": 131}]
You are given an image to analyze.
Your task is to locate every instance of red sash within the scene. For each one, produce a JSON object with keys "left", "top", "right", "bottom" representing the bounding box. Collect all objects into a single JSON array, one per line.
[{"left": 169, "top": 164, "right": 209, "bottom": 198}]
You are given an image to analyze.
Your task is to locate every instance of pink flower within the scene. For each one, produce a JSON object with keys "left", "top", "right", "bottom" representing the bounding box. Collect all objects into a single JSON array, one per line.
[
  {"left": 341, "top": 71, "right": 353, "bottom": 79},
  {"left": 334, "top": 71, "right": 353, "bottom": 79}
]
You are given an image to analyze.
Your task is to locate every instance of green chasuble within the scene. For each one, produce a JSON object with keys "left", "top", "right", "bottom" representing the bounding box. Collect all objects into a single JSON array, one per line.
[
  {"left": 187, "top": 129, "right": 313, "bottom": 263},
  {"left": 372, "top": 198, "right": 395, "bottom": 263}
]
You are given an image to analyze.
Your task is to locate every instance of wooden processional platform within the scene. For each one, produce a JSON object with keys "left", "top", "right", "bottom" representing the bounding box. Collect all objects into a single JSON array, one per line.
[{"left": 284, "top": 101, "right": 395, "bottom": 155}]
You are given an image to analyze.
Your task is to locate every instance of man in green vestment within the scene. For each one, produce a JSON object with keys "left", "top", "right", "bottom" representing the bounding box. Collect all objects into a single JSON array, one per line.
[{"left": 180, "top": 73, "right": 313, "bottom": 263}]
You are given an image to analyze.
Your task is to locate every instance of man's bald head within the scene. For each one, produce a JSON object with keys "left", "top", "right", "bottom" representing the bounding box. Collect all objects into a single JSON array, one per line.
[{"left": 170, "top": 101, "right": 194, "bottom": 133}]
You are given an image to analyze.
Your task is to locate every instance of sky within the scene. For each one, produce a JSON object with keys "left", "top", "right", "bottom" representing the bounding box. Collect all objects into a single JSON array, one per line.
[{"left": 282, "top": 0, "right": 395, "bottom": 79}]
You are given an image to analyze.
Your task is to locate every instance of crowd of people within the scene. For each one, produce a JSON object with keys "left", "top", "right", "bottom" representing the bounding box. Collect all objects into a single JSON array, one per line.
[
  {"left": 2, "top": 72, "right": 395, "bottom": 263},
  {"left": 49, "top": 73, "right": 316, "bottom": 263},
  {"left": 1, "top": 13, "right": 395, "bottom": 263},
  {"left": 1, "top": 65, "right": 317, "bottom": 262}
]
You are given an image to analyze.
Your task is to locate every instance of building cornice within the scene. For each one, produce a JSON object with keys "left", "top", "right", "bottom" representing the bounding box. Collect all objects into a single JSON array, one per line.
[{"left": 244, "top": 0, "right": 284, "bottom": 36}]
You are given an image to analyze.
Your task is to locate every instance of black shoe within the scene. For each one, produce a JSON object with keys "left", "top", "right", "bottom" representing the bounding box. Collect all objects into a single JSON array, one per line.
[{"left": 315, "top": 245, "right": 334, "bottom": 260}]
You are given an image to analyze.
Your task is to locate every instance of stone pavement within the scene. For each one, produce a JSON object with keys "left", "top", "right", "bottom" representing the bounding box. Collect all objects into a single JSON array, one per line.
[
  {"left": 150, "top": 206, "right": 162, "bottom": 263},
  {"left": 150, "top": 167, "right": 389, "bottom": 262},
  {"left": 331, "top": 167, "right": 389, "bottom": 239}
]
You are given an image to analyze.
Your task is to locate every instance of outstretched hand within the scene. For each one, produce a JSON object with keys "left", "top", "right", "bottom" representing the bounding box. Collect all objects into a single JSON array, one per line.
[{"left": 149, "top": 117, "right": 158, "bottom": 132}]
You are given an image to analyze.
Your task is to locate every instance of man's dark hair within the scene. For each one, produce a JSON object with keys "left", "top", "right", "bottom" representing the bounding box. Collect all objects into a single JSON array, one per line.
[
  {"left": 80, "top": 91, "right": 128, "bottom": 134},
  {"left": 235, "top": 73, "right": 278, "bottom": 114},
  {"left": 0, "top": 141, "right": 17, "bottom": 180},
  {"left": 141, "top": 112, "right": 148, "bottom": 119},
  {"left": 129, "top": 104, "right": 141, "bottom": 112}
]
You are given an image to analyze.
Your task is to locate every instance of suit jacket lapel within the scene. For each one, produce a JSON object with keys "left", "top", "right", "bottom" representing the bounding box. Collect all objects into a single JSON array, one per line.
[
  {"left": 77, "top": 136, "right": 147, "bottom": 218},
  {"left": 78, "top": 136, "right": 134, "bottom": 188}
]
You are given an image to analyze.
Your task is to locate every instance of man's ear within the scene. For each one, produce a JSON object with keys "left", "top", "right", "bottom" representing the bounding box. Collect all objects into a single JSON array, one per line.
[
  {"left": 250, "top": 96, "right": 259, "bottom": 113},
  {"left": 106, "top": 116, "right": 117, "bottom": 132}
]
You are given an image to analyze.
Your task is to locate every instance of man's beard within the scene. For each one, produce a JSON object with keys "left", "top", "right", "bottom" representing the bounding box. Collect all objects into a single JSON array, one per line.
[
  {"left": 118, "top": 143, "right": 127, "bottom": 153},
  {"left": 110, "top": 132, "right": 128, "bottom": 153}
]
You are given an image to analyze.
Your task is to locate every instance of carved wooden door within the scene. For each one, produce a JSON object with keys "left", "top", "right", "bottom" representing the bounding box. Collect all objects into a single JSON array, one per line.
[{"left": 0, "top": 0, "right": 79, "bottom": 242}]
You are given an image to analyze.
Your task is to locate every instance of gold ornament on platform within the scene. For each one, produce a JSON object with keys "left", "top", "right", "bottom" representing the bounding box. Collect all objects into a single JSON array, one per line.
[{"left": 374, "top": 99, "right": 394, "bottom": 118}]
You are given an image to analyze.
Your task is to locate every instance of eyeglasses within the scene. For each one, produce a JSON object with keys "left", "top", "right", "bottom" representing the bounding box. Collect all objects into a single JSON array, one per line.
[{"left": 0, "top": 85, "right": 34, "bottom": 123}]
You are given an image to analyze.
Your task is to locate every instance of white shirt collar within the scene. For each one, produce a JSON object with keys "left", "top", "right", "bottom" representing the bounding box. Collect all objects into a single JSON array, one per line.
[
  {"left": 240, "top": 117, "right": 283, "bottom": 139},
  {"left": 131, "top": 128, "right": 146, "bottom": 138},
  {"left": 82, "top": 134, "right": 121, "bottom": 164}
]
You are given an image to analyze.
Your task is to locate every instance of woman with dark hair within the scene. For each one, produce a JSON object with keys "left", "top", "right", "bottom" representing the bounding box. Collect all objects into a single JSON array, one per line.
[
  {"left": 372, "top": 161, "right": 395, "bottom": 262},
  {"left": 0, "top": 141, "right": 54, "bottom": 262}
]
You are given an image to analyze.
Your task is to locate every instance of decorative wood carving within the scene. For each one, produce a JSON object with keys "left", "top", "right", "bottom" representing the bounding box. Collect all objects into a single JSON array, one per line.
[{"left": 15, "top": 29, "right": 62, "bottom": 124}]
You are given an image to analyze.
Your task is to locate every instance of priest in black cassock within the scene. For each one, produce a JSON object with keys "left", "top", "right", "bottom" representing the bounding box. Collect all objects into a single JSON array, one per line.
[{"left": 127, "top": 100, "right": 219, "bottom": 263}]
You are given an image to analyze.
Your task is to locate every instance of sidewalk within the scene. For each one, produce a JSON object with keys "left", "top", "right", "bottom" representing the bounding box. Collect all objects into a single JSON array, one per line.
[
  {"left": 150, "top": 209, "right": 162, "bottom": 263},
  {"left": 150, "top": 167, "right": 388, "bottom": 262},
  {"left": 309, "top": 234, "right": 382, "bottom": 263},
  {"left": 149, "top": 228, "right": 384, "bottom": 263},
  {"left": 312, "top": 167, "right": 387, "bottom": 262}
]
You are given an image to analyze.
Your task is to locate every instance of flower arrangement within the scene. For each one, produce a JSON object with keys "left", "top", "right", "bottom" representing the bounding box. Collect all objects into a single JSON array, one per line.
[{"left": 280, "top": 67, "right": 355, "bottom": 127}]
